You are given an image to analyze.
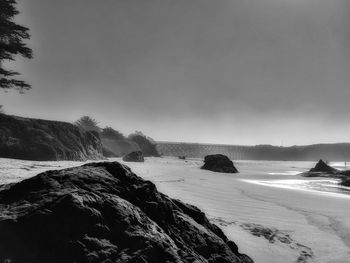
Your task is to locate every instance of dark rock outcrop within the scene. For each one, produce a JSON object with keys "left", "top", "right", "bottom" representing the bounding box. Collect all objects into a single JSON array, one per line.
[
  {"left": 122, "top": 150, "right": 144, "bottom": 162},
  {"left": 301, "top": 159, "right": 342, "bottom": 177},
  {"left": 0, "top": 114, "right": 104, "bottom": 161},
  {"left": 309, "top": 160, "right": 338, "bottom": 174},
  {"left": 201, "top": 154, "right": 238, "bottom": 173},
  {"left": 301, "top": 160, "right": 350, "bottom": 187},
  {"left": 340, "top": 177, "right": 350, "bottom": 186},
  {"left": 0, "top": 162, "right": 253, "bottom": 263}
]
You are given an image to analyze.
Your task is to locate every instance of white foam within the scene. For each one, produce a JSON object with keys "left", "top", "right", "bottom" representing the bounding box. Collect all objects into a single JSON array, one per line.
[{"left": 241, "top": 178, "right": 350, "bottom": 199}]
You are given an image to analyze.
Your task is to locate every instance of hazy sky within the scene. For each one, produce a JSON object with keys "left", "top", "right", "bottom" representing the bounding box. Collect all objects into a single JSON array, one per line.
[{"left": 1, "top": 0, "right": 350, "bottom": 145}]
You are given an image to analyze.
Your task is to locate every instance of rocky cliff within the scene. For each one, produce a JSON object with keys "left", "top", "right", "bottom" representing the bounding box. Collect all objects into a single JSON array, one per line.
[
  {"left": 0, "top": 114, "right": 104, "bottom": 161},
  {"left": 0, "top": 162, "right": 253, "bottom": 263}
]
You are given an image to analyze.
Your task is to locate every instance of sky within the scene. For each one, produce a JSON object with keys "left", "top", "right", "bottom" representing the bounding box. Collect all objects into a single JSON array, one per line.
[{"left": 1, "top": 0, "right": 350, "bottom": 146}]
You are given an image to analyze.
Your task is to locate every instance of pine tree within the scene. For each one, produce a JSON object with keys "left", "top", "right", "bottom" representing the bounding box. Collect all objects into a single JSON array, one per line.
[
  {"left": 0, "top": 0, "right": 33, "bottom": 91},
  {"left": 75, "top": 116, "right": 101, "bottom": 133}
]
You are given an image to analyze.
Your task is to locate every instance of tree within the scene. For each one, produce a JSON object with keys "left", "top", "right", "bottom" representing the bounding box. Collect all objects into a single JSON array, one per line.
[
  {"left": 74, "top": 116, "right": 101, "bottom": 133},
  {"left": 0, "top": 105, "right": 3, "bottom": 113},
  {"left": 0, "top": 0, "right": 33, "bottom": 91},
  {"left": 128, "top": 132, "right": 160, "bottom": 157},
  {"left": 132, "top": 130, "right": 156, "bottom": 144},
  {"left": 101, "top": 127, "right": 125, "bottom": 141}
]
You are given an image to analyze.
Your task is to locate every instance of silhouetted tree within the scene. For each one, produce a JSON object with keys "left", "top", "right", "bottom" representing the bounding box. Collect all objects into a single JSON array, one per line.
[
  {"left": 0, "top": 105, "right": 4, "bottom": 113},
  {"left": 101, "top": 127, "right": 125, "bottom": 141},
  {"left": 0, "top": 0, "right": 33, "bottom": 91},
  {"left": 132, "top": 130, "right": 156, "bottom": 144},
  {"left": 128, "top": 132, "right": 160, "bottom": 157},
  {"left": 74, "top": 116, "right": 101, "bottom": 133}
]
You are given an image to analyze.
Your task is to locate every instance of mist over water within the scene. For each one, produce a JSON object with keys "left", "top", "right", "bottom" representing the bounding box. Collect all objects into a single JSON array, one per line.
[{"left": 1, "top": 0, "right": 350, "bottom": 145}]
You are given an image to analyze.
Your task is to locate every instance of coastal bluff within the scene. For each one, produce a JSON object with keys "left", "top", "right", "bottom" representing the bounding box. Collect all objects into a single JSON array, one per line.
[
  {"left": 0, "top": 162, "right": 253, "bottom": 263},
  {"left": 0, "top": 114, "right": 104, "bottom": 161}
]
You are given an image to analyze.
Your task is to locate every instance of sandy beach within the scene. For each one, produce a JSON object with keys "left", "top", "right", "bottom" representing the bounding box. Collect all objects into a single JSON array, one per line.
[{"left": 1, "top": 157, "right": 349, "bottom": 263}]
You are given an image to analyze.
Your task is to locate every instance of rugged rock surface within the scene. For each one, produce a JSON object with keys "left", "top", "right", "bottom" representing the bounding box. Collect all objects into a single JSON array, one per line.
[
  {"left": 301, "top": 160, "right": 350, "bottom": 187},
  {"left": 301, "top": 159, "right": 343, "bottom": 178},
  {"left": 201, "top": 154, "right": 239, "bottom": 173},
  {"left": 122, "top": 151, "right": 145, "bottom": 162},
  {"left": 0, "top": 162, "right": 253, "bottom": 263},
  {"left": 309, "top": 159, "right": 338, "bottom": 174},
  {"left": 340, "top": 177, "right": 350, "bottom": 186},
  {"left": 0, "top": 114, "right": 104, "bottom": 161}
]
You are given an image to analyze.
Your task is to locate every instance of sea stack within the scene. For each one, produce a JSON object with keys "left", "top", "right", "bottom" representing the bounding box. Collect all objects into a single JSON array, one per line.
[
  {"left": 122, "top": 150, "right": 144, "bottom": 162},
  {"left": 301, "top": 159, "right": 343, "bottom": 178},
  {"left": 201, "top": 154, "right": 239, "bottom": 173},
  {"left": 309, "top": 159, "right": 338, "bottom": 174},
  {"left": 0, "top": 162, "right": 252, "bottom": 263}
]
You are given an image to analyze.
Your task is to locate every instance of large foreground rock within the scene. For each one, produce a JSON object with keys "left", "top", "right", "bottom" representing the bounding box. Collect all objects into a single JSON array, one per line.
[
  {"left": 0, "top": 114, "right": 104, "bottom": 161},
  {"left": 201, "top": 154, "right": 239, "bottom": 173},
  {"left": 0, "top": 162, "right": 252, "bottom": 263},
  {"left": 122, "top": 150, "right": 144, "bottom": 162}
]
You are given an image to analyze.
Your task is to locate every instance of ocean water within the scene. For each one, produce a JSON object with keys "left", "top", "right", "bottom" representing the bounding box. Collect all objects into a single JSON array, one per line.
[
  {"left": 234, "top": 160, "right": 350, "bottom": 197},
  {"left": 1, "top": 157, "right": 349, "bottom": 197}
]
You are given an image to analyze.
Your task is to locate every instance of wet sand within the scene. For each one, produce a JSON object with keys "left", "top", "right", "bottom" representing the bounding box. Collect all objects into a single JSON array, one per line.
[{"left": 123, "top": 158, "right": 350, "bottom": 263}]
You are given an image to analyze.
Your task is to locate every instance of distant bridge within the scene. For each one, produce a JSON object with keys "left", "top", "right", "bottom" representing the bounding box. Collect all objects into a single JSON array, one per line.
[
  {"left": 156, "top": 141, "right": 350, "bottom": 161},
  {"left": 156, "top": 142, "right": 254, "bottom": 160}
]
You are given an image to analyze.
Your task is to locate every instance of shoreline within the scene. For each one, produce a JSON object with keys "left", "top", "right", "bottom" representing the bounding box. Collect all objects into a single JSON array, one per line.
[
  {"left": 241, "top": 178, "right": 350, "bottom": 199},
  {"left": 123, "top": 158, "right": 350, "bottom": 263}
]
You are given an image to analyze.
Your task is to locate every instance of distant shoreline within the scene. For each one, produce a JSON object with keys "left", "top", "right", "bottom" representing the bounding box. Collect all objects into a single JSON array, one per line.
[{"left": 157, "top": 142, "right": 350, "bottom": 161}]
